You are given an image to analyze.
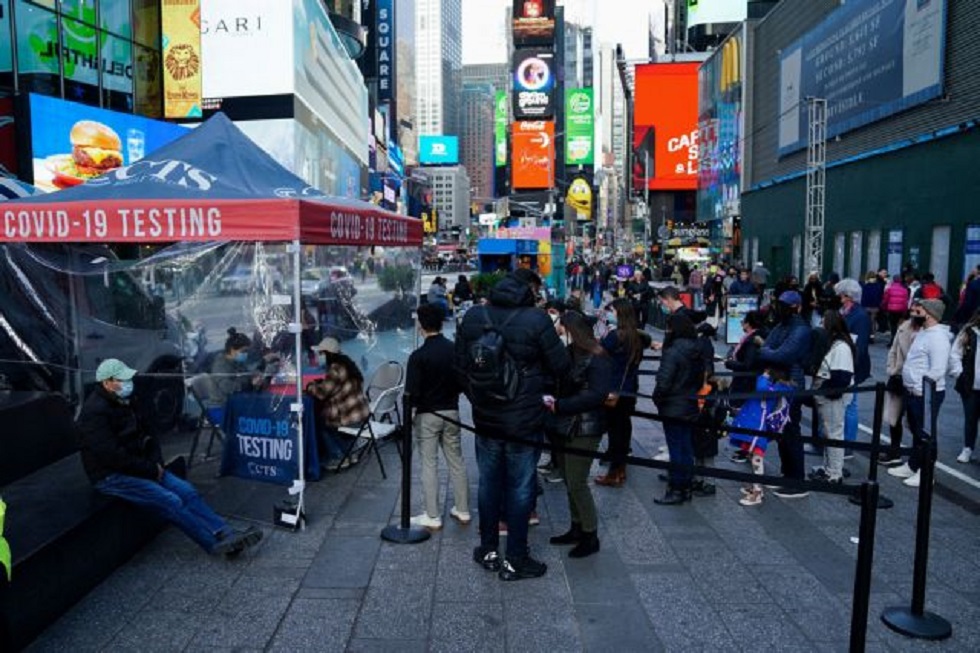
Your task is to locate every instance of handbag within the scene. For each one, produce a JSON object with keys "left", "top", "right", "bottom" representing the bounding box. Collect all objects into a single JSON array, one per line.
[
  {"left": 886, "top": 374, "right": 904, "bottom": 395},
  {"left": 604, "top": 366, "right": 630, "bottom": 408}
]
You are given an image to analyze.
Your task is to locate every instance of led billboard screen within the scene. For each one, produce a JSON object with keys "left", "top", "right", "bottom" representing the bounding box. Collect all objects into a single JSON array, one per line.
[
  {"left": 633, "top": 62, "right": 700, "bottom": 192},
  {"left": 162, "top": 0, "right": 203, "bottom": 118},
  {"left": 512, "top": 49, "right": 555, "bottom": 120},
  {"left": 511, "top": 120, "right": 554, "bottom": 190},
  {"left": 495, "top": 91, "right": 508, "bottom": 168},
  {"left": 686, "top": 0, "right": 747, "bottom": 28},
  {"left": 512, "top": 0, "right": 556, "bottom": 46},
  {"left": 419, "top": 136, "right": 460, "bottom": 165},
  {"left": 28, "top": 93, "right": 190, "bottom": 193},
  {"left": 565, "top": 88, "right": 594, "bottom": 165}
]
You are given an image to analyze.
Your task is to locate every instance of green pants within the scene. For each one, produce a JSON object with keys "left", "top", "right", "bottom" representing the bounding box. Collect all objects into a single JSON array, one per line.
[{"left": 561, "top": 434, "right": 601, "bottom": 532}]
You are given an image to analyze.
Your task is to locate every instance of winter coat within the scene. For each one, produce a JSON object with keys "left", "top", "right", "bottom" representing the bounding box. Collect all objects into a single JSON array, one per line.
[
  {"left": 842, "top": 304, "right": 872, "bottom": 384},
  {"left": 884, "top": 320, "right": 916, "bottom": 427},
  {"left": 724, "top": 327, "right": 767, "bottom": 398},
  {"left": 758, "top": 314, "right": 812, "bottom": 388},
  {"left": 653, "top": 337, "right": 703, "bottom": 420},
  {"left": 728, "top": 279, "right": 756, "bottom": 295},
  {"left": 882, "top": 282, "right": 909, "bottom": 313},
  {"left": 550, "top": 349, "right": 612, "bottom": 438},
  {"left": 601, "top": 329, "right": 652, "bottom": 395},
  {"left": 955, "top": 276, "right": 980, "bottom": 325},
  {"left": 454, "top": 275, "right": 572, "bottom": 437},
  {"left": 948, "top": 326, "right": 980, "bottom": 393},
  {"left": 75, "top": 386, "right": 163, "bottom": 483},
  {"left": 860, "top": 280, "right": 885, "bottom": 310}
]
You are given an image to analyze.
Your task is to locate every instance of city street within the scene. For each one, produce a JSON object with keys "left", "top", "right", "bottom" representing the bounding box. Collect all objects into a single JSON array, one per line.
[{"left": 24, "top": 318, "right": 980, "bottom": 652}]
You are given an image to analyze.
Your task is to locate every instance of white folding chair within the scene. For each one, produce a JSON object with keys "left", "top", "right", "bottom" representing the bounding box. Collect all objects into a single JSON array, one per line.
[
  {"left": 365, "top": 360, "right": 405, "bottom": 423},
  {"left": 337, "top": 384, "right": 403, "bottom": 479},
  {"left": 184, "top": 374, "right": 225, "bottom": 468}
]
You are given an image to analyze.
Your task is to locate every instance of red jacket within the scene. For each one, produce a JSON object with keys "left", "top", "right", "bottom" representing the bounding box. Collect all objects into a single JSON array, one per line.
[{"left": 881, "top": 282, "right": 910, "bottom": 313}]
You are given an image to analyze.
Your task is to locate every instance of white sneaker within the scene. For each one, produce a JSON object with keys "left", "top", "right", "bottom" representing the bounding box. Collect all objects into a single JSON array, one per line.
[
  {"left": 903, "top": 471, "right": 921, "bottom": 488},
  {"left": 450, "top": 506, "right": 472, "bottom": 524},
  {"left": 410, "top": 513, "right": 443, "bottom": 530},
  {"left": 956, "top": 447, "right": 973, "bottom": 464},
  {"left": 887, "top": 462, "right": 915, "bottom": 479},
  {"left": 653, "top": 450, "right": 670, "bottom": 462}
]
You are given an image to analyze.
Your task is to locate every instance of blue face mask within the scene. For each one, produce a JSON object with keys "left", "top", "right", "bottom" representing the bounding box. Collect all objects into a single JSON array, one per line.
[
  {"left": 659, "top": 303, "right": 671, "bottom": 315},
  {"left": 116, "top": 380, "right": 134, "bottom": 399},
  {"left": 234, "top": 351, "right": 248, "bottom": 364},
  {"left": 605, "top": 311, "right": 618, "bottom": 327},
  {"left": 317, "top": 353, "right": 328, "bottom": 366}
]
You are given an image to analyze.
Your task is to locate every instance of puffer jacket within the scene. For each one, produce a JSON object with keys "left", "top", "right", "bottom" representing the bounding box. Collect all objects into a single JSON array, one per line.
[
  {"left": 75, "top": 385, "right": 163, "bottom": 483},
  {"left": 455, "top": 275, "right": 572, "bottom": 437},
  {"left": 550, "top": 349, "right": 612, "bottom": 438},
  {"left": 653, "top": 337, "right": 703, "bottom": 420},
  {"left": 882, "top": 282, "right": 910, "bottom": 313}
]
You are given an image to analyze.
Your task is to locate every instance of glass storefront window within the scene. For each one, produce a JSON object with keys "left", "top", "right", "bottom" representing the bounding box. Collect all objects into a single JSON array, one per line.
[
  {"left": 16, "top": 0, "right": 60, "bottom": 94},
  {"left": 133, "top": 43, "right": 160, "bottom": 117},
  {"left": 132, "top": 0, "right": 159, "bottom": 48},
  {"left": 100, "top": 0, "right": 131, "bottom": 39},
  {"left": 101, "top": 30, "right": 131, "bottom": 94},
  {"left": 61, "top": 16, "right": 98, "bottom": 85},
  {"left": 58, "top": 0, "right": 96, "bottom": 22}
]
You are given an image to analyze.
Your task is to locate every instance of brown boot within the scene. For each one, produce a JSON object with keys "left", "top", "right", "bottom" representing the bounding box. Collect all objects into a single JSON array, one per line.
[{"left": 595, "top": 466, "right": 625, "bottom": 487}]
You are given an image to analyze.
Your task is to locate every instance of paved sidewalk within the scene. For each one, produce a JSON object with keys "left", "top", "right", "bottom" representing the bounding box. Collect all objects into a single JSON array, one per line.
[{"left": 27, "top": 381, "right": 980, "bottom": 652}]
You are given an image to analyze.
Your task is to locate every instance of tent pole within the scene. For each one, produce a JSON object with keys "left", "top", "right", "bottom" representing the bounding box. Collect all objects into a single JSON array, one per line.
[{"left": 291, "top": 239, "right": 305, "bottom": 525}]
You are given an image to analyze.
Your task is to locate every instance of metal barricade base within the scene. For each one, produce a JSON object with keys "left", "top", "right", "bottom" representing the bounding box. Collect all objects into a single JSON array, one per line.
[
  {"left": 881, "top": 607, "right": 952, "bottom": 640},
  {"left": 381, "top": 525, "right": 431, "bottom": 544}
]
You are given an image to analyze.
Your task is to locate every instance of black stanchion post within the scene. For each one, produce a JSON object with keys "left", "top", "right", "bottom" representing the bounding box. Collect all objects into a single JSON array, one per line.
[
  {"left": 881, "top": 434, "right": 951, "bottom": 639},
  {"left": 381, "top": 394, "right": 430, "bottom": 544},
  {"left": 851, "top": 383, "right": 894, "bottom": 509},
  {"left": 849, "top": 480, "right": 880, "bottom": 653}
]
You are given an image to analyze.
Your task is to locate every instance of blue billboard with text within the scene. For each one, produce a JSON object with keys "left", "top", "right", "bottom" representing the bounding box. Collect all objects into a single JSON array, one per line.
[{"left": 419, "top": 135, "right": 460, "bottom": 165}]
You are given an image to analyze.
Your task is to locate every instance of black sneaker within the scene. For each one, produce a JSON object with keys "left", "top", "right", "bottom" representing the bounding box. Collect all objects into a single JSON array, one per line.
[
  {"left": 498, "top": 555, "right": 547, "bottom": 581},
  {"left": 691, "top": 480, "right": 717, "bottom": 497},
  {"left": 214, "top": 526, "right": 263, "bottom": 557},
  {"left": 473, "top": 546, "right": 502, "bottom": 572},
  {"left": 730, "top": 450, "right": 749, "bottom": 464},
  {"left": 877, "top": 453, "right": 903, "bottom": 467},
  {"left": 772, "top": 486, "right": 810, "bottom": 499},
  {"left": 808, "top": 467, "right": 830, "bottom": 481}
]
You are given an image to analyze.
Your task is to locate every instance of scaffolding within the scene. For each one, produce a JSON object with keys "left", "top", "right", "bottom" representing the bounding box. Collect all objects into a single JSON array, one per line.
[{"left": 805, "top": 97, "right": 827, "bottom": 274}]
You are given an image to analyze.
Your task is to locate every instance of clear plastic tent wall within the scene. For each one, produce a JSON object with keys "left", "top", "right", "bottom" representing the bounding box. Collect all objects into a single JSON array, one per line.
[{"left": 0, "top": 239, "right": 421, "bottom": 474}]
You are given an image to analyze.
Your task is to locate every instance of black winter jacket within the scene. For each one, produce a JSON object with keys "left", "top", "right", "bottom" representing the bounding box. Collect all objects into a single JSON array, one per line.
[
  {"left": 550, "top": 349, "right": 612, "bottom": 438},
  {"left": 455, "top": 275, "right": 572, "bottom": 437},
  {"left": 75, "top": 386, "right": 163, "bottom": 483},
  {"left": 653, "top": 337, "right": 704, "bottom": 420}
]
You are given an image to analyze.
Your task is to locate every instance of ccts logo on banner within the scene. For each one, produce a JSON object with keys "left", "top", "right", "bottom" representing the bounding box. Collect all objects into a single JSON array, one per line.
[{"left": 512, "top": 50, "right": 555, "bottom": 120}]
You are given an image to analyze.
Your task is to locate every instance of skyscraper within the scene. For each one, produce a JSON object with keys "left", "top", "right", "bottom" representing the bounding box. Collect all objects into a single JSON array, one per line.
[
  {"left": 415, "top": 0, "right": 462, "bottom": 137},
  {"left": 461, "top": 82, "right": 495, "bottom": 201}
]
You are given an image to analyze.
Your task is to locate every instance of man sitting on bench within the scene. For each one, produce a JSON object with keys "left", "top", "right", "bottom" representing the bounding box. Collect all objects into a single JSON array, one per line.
[{"left": 76, "top": 359, "right": 262, "bottom": 557}]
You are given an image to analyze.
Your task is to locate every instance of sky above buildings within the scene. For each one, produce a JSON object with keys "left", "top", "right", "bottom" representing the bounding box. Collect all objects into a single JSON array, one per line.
[{"left": 462, "top": 0, "right": 660, "bottom": 64}]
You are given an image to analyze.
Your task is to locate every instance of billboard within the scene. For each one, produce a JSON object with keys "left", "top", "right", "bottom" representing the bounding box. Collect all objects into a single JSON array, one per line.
[
  {"left": 698, "top": 27, "right": 744, "bottom": 222},
  {"left": 376, "top": 0, "right": 395, "bottom": 102},
  {"left": 200, "top": 0, "right": 293, "bottom": 100},
  {"left": 633, "top": 62, "right": 700, "bottom": 192},
  {"left": 778, "top": 0, "right": 947, "bottom": 155},
  {"left": 686, "top": 0, "right": 747, "bottom": 29},
  {"left": 512, "top": 49, "right": 555, "bottom": 120},
  {"left": 419, "top": 136, "right": 460, "bottom": 165},
  {"left": 512, "top": 0, "right": 556, "bottom": 46},
  {"left": 495, "top": 91, "right": 508, "bottom": 167},
  {"left": 566, "top": 175, "right": 593, "bottom": 220},
  {"left": 511, "top": 120, "right": 554, "bottom": 190},
  {"left": 565, "top": 88, "right": 594, "bottom": 165},
  {"left": 162, "top": 0, "right": 203, "bottom": 118},
  {"left": 28, "top": 94, "right": 189, "bottom": 193}
]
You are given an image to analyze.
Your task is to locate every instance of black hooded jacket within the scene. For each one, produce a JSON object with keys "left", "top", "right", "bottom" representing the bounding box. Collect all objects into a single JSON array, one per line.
[
  {"left": 653, "top": 336, "right": 704, "bottom": 420},
  {"left": 455, "top": 275, "right": 571, "bottom": 437},
  {"left": 75, "top": 385, "right": 163, "bottom": 483}
]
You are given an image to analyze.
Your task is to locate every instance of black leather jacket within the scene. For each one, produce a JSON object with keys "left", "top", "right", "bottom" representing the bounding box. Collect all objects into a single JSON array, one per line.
[
  {"left": 653, "top": 337, "right": 704, "bottom": 420},
  {"left": 550, "top": 349, "right": 612, "bottom": 438}
]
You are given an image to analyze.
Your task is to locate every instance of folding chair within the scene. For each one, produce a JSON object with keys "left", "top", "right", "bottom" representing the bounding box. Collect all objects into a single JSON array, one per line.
[
  {"left": 185, "top": 374, "right": 225, "bottom": 468},
  {"left": 365, "top": 360, "right": 405, "bottom": 424},
  {"left": 337, "top": 384, "right": 403, "bottom": 479}
]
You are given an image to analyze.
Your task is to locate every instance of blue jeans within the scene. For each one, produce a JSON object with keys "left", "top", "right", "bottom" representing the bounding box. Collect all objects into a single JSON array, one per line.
[
  {"left": 95, "top": 470, "right": 232, "bottom": 553},
  {"left": 663, "top": 421, "right": 694, "bottom": 487},
  {"left": 904, "top": 390, "right": 945, "bottom": 472},
  {"left": 476, "top": 434, "right": 538, "bottom": 560}
]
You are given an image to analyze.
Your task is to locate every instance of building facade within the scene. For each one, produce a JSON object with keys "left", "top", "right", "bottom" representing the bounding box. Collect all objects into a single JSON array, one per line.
[
  {"left": 423, "top": 165, "right": 470, "bottom": 233},
  {"left": 414, "top": 0, "right": 461, "bottom": 137},
  {"left": 460, "top": 82, "right": 494, "bottom": 201},
  {"left": 741, "top": 0, "right": 978, "bottom": 291}
]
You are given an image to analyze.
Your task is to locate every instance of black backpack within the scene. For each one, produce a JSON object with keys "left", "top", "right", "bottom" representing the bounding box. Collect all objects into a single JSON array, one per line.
[
  {"left": 466, "top": 307, "right": 522, "bottom": 403},
  {"left": 803, "top": 326, "right": 831, "bottom": 377}
]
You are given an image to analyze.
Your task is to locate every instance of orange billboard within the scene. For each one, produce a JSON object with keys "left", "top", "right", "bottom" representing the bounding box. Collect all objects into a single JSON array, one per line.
[
  {"left": 633, "top": 62, "right": 699, "bottom": 191},
  {"left": 511, "top": 120, "right": 555, "bottom": 189}
]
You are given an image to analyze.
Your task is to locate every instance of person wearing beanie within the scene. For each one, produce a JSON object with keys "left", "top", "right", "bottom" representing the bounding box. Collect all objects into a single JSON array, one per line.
[{"left": 889, "top": 298, "right": 953, "bottom": 488}]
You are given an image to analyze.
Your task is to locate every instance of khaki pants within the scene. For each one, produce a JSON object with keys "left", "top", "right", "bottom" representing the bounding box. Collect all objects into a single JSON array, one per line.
[
  {"left": 561, "top": 434, "right": 601, "bottom": 532},
  {"left": 415, "top": 411, "right": 469, "bottom": 518}
]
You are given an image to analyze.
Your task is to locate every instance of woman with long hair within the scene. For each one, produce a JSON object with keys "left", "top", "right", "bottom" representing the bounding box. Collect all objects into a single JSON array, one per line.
[
  {"left": 545, "top": 311, "right": 611, "bottom": 558},
  {"left": 948, "top": 308, "right": 980, "bottom": 464},
  {"left": 595, "top": 298, "right": 651, "bottom": 487},
  {"left": 809, "top": 310, "right": 855, "bottom": 483},
  {"left": 878, "top": 313, "right": 917, "bottom": 466},
  {"left": 210, "top": 328, "right": 263, "bottom": 406}
]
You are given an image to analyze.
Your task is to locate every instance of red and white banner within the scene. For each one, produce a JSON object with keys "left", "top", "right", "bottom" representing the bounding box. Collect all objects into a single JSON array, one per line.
[{"left": 0, "top": 198, "right": 423, "bottom": 247}]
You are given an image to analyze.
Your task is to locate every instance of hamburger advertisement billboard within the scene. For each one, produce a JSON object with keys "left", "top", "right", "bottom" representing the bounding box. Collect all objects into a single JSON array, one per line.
[
  {"left": 511, "top": 120, "right": 555, "bottom": 190},
  {"left": 28, "top": 94, "right": 189, "bottom": 193},
  {"left": 512, "top": 0, "right": 556, "bottom": 46},
  {"left": 633, "top": 62, "right": 700, "bottom": 191},
  {"left": 512, "top": 49, "right": 555, "bottom": 120}
]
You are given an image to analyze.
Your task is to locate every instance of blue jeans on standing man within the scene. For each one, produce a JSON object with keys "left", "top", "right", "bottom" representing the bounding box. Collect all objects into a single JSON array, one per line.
[
  {"left": 95, "top": 470, "right": 233, "bottom": 553},
  {"left": 663, "top": 421, "right": 694, "bottom": 488},
  {"left": 475, "top": 434, "right": 538, "bottom": 560}
]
